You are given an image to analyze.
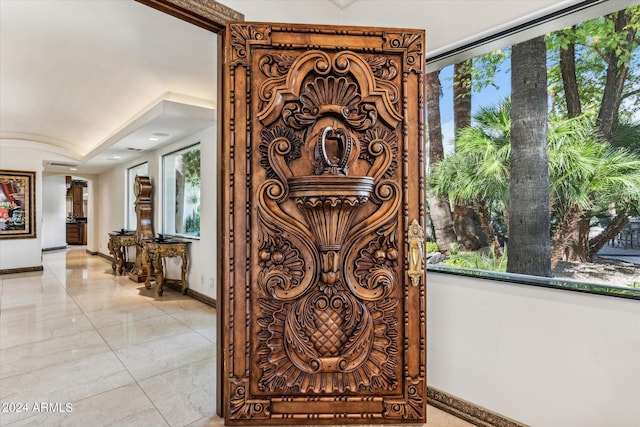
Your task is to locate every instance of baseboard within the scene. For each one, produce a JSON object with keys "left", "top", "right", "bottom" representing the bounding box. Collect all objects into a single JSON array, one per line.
[
  {"left": 163, "top": 280, "right": 217, "bottom": 308},
  {"left": 42, "top": 245, "right": 68, "bottom": 252},
  {"left": 96, "top": 251, "right": 114, "bottom": 262},
  {"left": 0, "top": 265, "right": 44, "bottom": 275},
  {"left": 92, "top": 253, "right": 217, "bottom": 308},
  {"left": 427, "top": 387, "right": 529, "bottom": 427}
]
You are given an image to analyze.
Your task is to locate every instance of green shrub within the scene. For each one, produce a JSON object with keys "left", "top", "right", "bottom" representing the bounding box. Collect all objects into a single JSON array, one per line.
[
  {"left": 185, "top": 210, "right": 200, "bottom": 234},
  {"left": 627, "top": 281, "right": 640, "bottom": 289},
  {"left": 441, "top": 247, "right": 507, "bottom": 272},
  {"left": 426, "top": 241, "right": 440, "bottom": 253}
]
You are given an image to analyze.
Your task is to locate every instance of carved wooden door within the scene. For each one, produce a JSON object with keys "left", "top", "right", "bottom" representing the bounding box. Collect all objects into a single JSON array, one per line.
[{"left": 220, "top": 22, "right": 426, "bottom": 425}]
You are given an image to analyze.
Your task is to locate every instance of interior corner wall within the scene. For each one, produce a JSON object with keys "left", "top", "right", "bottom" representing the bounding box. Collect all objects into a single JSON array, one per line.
[
  {"left": 96, "top": 165, "right": 127, "bottom": 257},
  {"left": 0, "top": 143, "right": 44, "bottom": 270},
  {"left": 41, "top": 174, "right": 67, "bottom": 249},
  {"left": 96, "top": 124, "right": 217, "bottom": 300}
]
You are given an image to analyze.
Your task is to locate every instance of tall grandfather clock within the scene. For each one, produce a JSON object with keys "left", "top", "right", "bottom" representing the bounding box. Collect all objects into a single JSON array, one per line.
[{"left": 129, "top": 175, "right": 154, "bottom": 282}]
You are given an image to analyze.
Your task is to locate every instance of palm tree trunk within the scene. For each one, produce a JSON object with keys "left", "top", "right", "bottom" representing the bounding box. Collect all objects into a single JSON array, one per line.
[
  {"left": 428, "top": 193, "right": 456, "bottom": 252},
  {"left": 426, "top": 70, "right": 457, "bottom": 251},
  {"left": 453, "top": 60, "right": 482, "bottom": 250},
  {"left": 558, "top": 29, "right": 589, "bottom": 262},
  {"left": 550, "top": 207, "right": 587, "bottom": 265},
  {"left": 508, "top": 36, "right": 551, "bottom": 277},
  {"left": 589, "top": 210, "right": 629, "bottom": 256},
  {"left": 476, "top": 197, "right": 502, "bottom": 257}
]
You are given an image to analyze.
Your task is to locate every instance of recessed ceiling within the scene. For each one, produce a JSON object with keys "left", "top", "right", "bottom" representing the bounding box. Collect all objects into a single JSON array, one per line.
[{"left": 0, "top": 0, "right": 217, "bottom": 175}]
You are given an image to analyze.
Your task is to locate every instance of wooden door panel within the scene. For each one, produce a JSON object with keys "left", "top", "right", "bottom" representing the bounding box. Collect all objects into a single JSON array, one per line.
[{"left": 221, "top": 22, "right": 426, "bottom": 425}]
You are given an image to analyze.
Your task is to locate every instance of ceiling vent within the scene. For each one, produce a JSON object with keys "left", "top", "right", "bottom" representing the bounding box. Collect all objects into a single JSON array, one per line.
[
  {"left": 47, "top": 161, "right": 80, "bottom": 167},
  {"left": 127, "top": 147, "right": 144, "bottom": 152}
]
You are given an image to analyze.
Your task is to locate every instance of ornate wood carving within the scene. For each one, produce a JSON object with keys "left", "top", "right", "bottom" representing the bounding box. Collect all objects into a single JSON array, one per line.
[
  {"left": 128, "top": 176, "right": 154, "bottom": 283},
  {"left": 142, "top": 240, "right": 191, "bottom": 296},
  {"left": 107, "top": 232, "right": 135, "bottom": 275},
  {"left": 222, "top": 23, "right": 426, "bottom": 424}
]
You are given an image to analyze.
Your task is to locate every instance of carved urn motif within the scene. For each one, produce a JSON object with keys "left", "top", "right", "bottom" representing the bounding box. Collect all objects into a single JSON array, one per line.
[{"left": 288, "top": 126, "right": 374, "bottom": 286}]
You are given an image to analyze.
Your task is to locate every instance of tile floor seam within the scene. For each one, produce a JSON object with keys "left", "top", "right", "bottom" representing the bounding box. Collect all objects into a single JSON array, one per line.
[{"left": 38, "top": 255, "right": 177, "bottom": 426}]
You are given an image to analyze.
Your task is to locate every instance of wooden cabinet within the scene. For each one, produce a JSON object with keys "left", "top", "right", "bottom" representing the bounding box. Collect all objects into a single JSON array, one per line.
[
  {"left": 66, "top": 179, "right": 87, "bottom": 245},
  {"left": 72, "top": 184, "right": 84, "bottom": 217},
  {"left": 66, "top": 222, "right": 86, "bottom": 245},
  {"left": 67, "top": 180, "right": 86, "bottom": 217}
]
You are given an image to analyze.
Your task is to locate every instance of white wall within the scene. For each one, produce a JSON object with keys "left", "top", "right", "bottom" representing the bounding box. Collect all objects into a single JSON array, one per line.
[
  {"left": 156, "top": 126, "right": 217, "bottom": 298},
  {"left": 96, "top": 166, "right": 127, "bottom": 256},
  {"left": 427, "top": 271, "right": 640, "bottom": 427},
  {"left": 0, "top": 142, "right": 47, "bottom": 270},
  {"left": 41, "top": 174, "right": 67, "bottom": 249},
  {"left": 0, "top": 141, "right": 99, "bottom": 269},
  {"left": 221, "top": 0, "right": 338, "bottom": 23},
  {"left": 96, "top": 125, "right": 217, "bottom": 299}
]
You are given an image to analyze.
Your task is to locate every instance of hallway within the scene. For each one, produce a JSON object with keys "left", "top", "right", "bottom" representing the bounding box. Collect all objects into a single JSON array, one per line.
[{"left": 0, "top": 248, "right": 471, "bottom": 426}]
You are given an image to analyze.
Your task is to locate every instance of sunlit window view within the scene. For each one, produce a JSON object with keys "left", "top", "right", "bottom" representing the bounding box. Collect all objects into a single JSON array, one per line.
[
  {"left": 163, "top": 143, "right": 201, "bottom": 238},
  {"left": 426, "top": 4, "right": 640, "bottom": 291}
]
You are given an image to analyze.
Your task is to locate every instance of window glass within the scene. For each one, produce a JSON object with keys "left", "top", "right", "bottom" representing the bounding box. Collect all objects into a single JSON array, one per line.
[
  {"left": 127, "top": 162, "right": 148, "bottom": 230},
  {"left": 426, "top": 5, "right": 640, "bottom": 295},
  {"left": 162, "top": 143, "right": 201, "bottom": 238}
]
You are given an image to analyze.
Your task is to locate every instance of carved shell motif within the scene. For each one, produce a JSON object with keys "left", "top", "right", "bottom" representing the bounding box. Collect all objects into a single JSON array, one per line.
[
  {"left": 301, "top": 76, "right": 361, "bottom": 115},
  {"left": 282, "top": 76, "right": 360, "bottom": 128},
  {"left": 283, "top": 76, "right": 378, "bottom": 131}
]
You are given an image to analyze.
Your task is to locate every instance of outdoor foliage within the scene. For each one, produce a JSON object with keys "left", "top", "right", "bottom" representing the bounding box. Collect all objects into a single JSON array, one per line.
[
  {"left": 426, "top": 241, "right": 440, "bottom": 253},
  {"left": 547, "top": 5, "right": 640, "bottom": 119},
  {"left": 427, "top": 5, "right": 639, "bottom": 277},
  {"left": 428, "top": 101, "right": 640, "bottom": 263},
  {"left": 182, "top": 149, "right": 201, "bottom": 186},
  {"left": 441, "top": 246, "right": 507, "bottom": 272},
  {"left": 185, "top": 208, "right": 200, "bottom": 234}
]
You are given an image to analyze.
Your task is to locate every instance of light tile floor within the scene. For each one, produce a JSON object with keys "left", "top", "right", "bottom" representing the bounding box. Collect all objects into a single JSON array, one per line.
[{"left": 0, "top": 247, "right": 473, "bottom": 427}]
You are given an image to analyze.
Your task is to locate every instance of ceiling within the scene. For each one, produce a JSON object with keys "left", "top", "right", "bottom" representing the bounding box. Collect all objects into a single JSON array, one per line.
[
  {"left": 1, "top": 0, "right": 218, "bottom": 175},
  {"left": 1, "top": 0, "right": 634, "bottom": 175}
]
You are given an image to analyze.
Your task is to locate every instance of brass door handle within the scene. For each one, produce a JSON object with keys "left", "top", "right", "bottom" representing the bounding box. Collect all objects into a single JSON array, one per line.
[{"left": 407, "top": 219, "right": 424, "bottom": 287}]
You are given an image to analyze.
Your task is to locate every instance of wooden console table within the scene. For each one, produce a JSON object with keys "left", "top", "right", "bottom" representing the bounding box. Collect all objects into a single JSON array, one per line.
[
  {"left": 107, "top": 231, "right": 136, "bottom": 275},
  {"left": 142, "top": 239, "right": 191, "bottom": 296}
]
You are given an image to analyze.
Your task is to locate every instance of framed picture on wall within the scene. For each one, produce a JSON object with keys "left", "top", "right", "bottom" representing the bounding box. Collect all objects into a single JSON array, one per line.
[{"left": 0, "top": 170, "right": 36, "bottom": 239}]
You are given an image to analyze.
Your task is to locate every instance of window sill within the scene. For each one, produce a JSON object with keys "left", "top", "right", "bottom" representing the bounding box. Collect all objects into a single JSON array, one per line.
[
  {"left": 163, "top": 234, "right": 200, "bottom": 241},
  {"left": 426, "top": 265, "right": 640, "bottom": 301}
]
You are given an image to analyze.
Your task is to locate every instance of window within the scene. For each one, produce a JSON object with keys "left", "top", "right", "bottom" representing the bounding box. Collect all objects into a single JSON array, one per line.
[
  {"left": 426, "top": 4, "right": 640, "bottom": 297},
  {"left": 163, "top": 143, "right": 201, "bottom": 238},
  {"left": 127, "top": 162, "right": 148, "bottom": 230}
]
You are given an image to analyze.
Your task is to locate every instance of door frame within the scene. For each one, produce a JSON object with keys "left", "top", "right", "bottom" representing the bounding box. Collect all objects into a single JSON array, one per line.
[{"left": 134, "top": 0, "right": 243, "bottom": 417}]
